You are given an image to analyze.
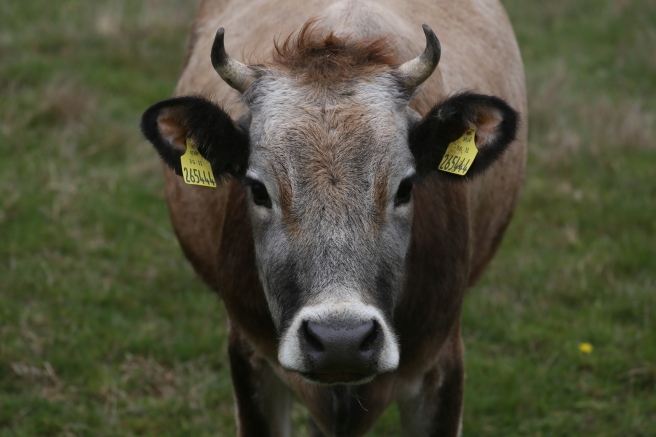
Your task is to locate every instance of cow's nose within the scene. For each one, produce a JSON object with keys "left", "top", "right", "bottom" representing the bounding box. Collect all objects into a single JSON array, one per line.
[{"left": 300, "top": 319, "right": 382, "bottom": 374}]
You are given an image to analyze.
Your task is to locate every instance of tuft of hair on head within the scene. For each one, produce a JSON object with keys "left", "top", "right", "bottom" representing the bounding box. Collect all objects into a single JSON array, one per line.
[{"left": 271, "top": 19, "right": 399, "bottom": 84}]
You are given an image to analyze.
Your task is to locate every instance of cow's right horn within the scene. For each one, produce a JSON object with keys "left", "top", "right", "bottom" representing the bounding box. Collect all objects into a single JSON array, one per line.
[
  {"left": 211, "top": 27, "right": 255, "bottom": 93},
  {"left": 396, "top": 24, "right": 441, "bottom": 89}
]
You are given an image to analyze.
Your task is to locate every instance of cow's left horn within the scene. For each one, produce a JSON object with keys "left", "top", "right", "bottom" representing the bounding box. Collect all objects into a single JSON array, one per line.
[
  {"left": 211, "top": 27, "right": 254, "bottom": 93},
  {"left": 396, "top": 24, "right": 441, "bottom": 89}
]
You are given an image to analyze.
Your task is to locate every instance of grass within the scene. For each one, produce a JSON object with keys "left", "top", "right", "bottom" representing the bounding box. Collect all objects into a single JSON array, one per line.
[{"left": 0, "top": 0, "right": 654, "bottom": 435}]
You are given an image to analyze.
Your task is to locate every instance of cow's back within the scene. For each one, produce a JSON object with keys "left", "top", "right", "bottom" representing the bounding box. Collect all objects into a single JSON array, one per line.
[{"left": 165, "top": 0, "right": 526, "bottom": 291}]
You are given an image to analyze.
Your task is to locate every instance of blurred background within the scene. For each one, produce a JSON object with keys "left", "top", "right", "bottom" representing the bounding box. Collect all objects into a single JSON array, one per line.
[{"left": 0, "top": 0, "right": 654, "bottom": 435}]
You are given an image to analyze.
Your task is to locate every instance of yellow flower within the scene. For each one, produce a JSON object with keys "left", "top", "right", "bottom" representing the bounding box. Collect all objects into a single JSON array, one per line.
[{"left": 579, "top": 342, "right": 593, "bottom": 354}]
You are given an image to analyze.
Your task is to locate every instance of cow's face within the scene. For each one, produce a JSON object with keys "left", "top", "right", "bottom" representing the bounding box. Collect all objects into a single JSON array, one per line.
[
  {"left": 141, "top": 24, "right": 519, "bottom": 385},
  {"left": 242, "top": 73, "right": 415, "bottom": 383}
]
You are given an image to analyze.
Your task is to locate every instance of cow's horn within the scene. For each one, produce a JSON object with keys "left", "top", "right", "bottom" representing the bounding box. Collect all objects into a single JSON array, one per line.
[
  {"left": 397, "top": 24, "right": 441, "bottom": 89},
  {"left": 211, "top": 27, "right": 254, "bottom": 93}
]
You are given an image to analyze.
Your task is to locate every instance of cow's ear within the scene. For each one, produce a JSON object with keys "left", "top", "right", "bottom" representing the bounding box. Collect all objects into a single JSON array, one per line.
[
  {"left": 140, "top": 96, "right": 249, "bottom": 180},
  {"left": 409, "top": 92, "right": 519, "bottom": 180}
]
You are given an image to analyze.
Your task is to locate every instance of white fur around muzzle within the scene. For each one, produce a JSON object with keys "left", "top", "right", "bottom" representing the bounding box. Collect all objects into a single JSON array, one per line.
[{"left": 278, "top": 301, "right": 400, "bottom": 376}]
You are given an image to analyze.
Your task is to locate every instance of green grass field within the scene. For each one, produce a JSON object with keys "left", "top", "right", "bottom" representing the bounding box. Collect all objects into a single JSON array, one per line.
[{"left": 1, "top": 0, "right": 654, "bottom": 435}]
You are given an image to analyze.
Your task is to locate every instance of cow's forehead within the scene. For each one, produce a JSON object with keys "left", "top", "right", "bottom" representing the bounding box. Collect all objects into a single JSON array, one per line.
[{"left": 245, "top": 72, "right": 414, "bottom": 182}]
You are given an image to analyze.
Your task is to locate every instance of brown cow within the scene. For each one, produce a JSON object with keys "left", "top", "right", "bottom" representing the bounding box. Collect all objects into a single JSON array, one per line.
[{"left": 141, "top": 0, "right": 526, "bottom": 435}]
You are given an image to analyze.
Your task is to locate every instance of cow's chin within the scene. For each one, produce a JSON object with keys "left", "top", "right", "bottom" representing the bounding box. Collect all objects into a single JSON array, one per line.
[{"left": 300, "top": 371, "right": 377, "bottom": 386}]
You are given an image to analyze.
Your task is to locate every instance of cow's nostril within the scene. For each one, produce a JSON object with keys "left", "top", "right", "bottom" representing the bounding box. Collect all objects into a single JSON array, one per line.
[
  {"left": 302, "top": 321, "right": 325, "bottom": 353},
  {"left": 359, "top": 320, "right": 379, "bottom": 353}
]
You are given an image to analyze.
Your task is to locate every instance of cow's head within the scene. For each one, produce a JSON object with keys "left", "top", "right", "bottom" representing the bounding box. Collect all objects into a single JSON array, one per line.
[{"left": 141, "top": 23, "right": 518, "bottom": 385}]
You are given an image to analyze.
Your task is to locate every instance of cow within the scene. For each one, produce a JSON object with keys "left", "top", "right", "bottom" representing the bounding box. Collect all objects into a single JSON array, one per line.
[{"left": 140, "top": 0, "right": 526, "bottom": 435}]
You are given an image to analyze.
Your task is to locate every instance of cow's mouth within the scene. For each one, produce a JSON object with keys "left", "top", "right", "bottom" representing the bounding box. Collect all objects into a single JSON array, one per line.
[{"left": 301, "top": 371, "right": 376, "bottom": 385}]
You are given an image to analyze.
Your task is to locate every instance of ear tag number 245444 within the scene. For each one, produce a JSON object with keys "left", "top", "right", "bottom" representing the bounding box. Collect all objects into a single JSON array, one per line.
[
  {"left": 438, "top": 127, "right": 478, "bottom": 176},
  {"left": 180, "top": 138, "right": 217, "bottom": 188}
]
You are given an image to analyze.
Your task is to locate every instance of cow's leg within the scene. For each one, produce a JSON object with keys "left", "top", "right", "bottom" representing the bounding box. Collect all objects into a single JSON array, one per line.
[
  {"left": 308, "top": 417, "right": 327, "bottom": 437},
  {"left": 228, "top": 326, "right": 292, "bottom": 437},
  {"left": 398, "top": 329, "right": 465, "bottom": 437}
]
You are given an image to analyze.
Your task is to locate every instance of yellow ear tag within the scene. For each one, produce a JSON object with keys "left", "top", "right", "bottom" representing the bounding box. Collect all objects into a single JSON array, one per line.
[
  {"left": 180, "top": 138, "right": 217, "bottom": 188},
  {"left": 438, "top": 127, "right": 478, "bottom": 176}
]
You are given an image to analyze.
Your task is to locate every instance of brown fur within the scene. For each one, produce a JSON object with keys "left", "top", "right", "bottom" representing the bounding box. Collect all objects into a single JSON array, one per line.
[
  {"left": 274, "top": 104, "right": 384, "bottom": 235},
  {"left": 276, "top": 170, "right": 297, "bottom": 232},
  {"left": 216, "top": 185, "right": 278, "bottom": 359},
  {"left": 373, "top": 165, "right": 389, "bottom": 228},
  {"left": 271, "top": 19, "right": 399, "bottom": 84},
  {"left": 396, "top": 175, "right": 470, "bottom": 375}
]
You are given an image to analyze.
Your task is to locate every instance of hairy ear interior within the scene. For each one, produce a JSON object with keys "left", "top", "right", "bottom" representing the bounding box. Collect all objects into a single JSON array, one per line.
[
  {"left": 156, "top": 109, "right": 188, "bottom": 153},
  {"left": 473, "top": 109, "right": 503, "bottom": 148}
]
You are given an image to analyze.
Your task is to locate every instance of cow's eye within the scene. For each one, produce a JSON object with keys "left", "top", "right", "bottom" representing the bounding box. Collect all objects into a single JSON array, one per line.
[
  {"left": 395, "top": 178, "right": 414, "bottom": 206},
  {"left": 248, "top": 180, "right": 272, "bottom": 208}
]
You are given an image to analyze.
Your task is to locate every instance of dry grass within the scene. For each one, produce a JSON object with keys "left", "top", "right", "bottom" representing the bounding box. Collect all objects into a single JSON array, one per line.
[{"left": 528, "top": 61, "right": 656, "bottom": 168}]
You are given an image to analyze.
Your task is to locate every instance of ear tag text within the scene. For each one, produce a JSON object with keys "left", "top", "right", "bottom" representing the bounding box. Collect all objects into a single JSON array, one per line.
[
  {"left": 180, "top": 138, "right": 217, "bottom": 188},
  {"left": 438, "top": 127, "right": 478, "bottom": 176}
]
